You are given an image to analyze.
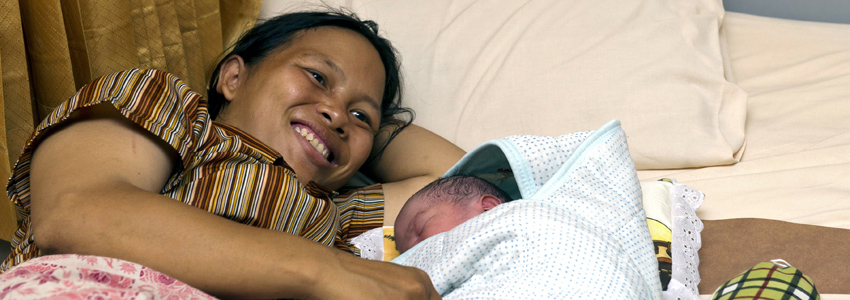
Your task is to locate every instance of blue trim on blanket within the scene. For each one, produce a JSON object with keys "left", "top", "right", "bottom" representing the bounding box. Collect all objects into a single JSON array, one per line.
[
  {"left": 534, "top": 119, "right": 622, "bottom": 198},
  {"left": 443, "top": 119, "right": 623, "bottom": 200}
]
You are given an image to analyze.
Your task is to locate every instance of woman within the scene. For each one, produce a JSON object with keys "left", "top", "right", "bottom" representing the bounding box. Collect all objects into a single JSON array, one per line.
[{"left": 0, "top": 10, "right": 463, "bottom": 299}]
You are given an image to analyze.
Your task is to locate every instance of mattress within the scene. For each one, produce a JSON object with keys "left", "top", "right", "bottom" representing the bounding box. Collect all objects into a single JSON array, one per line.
[
  {"left": 639, "top": 11, "right": 850, "bottom": 230},
  {"left": 637, "top": 12, "right": 850, "bottom": 298}
]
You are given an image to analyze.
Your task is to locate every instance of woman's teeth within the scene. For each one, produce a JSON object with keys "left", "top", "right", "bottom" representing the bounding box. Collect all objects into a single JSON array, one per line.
[{"left": 295, "top": 127, "right": 329, "bottom": 159}]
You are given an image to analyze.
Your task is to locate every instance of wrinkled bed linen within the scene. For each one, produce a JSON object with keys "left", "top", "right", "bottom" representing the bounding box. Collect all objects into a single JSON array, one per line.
[{"left": 0, "top": 254, "right": 215, "bottom": 299}]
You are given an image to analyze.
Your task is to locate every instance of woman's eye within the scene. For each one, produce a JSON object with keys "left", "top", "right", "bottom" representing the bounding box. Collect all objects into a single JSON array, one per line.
[
  {"left": 309, "top": 71, "right": 325, "bottom": 86},
  {"left": 351, "top": 111, "right": 371, "bottom": 125}
]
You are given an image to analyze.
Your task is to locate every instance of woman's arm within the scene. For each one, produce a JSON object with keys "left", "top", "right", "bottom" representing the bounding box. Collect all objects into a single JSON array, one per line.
[
  {"left": 28, "top": 108, "right": 439, "bottom": 299},
  {"left": 368, "top": 124, "right": 466, "bottom": 225}
]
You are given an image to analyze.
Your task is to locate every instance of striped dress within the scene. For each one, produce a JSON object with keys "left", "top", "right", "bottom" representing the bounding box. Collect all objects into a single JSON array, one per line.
[{"left": 0, "top": 69, "right": 384, "bottom": 272}]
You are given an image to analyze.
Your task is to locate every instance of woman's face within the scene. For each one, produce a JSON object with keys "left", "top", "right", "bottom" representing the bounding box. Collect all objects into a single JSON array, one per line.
[{"left": 216, "top": 26, "right": 386, "bottom": 190}]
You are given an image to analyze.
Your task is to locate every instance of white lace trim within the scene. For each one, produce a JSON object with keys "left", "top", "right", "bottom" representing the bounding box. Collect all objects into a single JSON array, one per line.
[
  {"left": 351, "top": 227, "right": 385, "bottom": 261},
  {"left": 663, "top": 181, "right": 704, "bottom": 300}
]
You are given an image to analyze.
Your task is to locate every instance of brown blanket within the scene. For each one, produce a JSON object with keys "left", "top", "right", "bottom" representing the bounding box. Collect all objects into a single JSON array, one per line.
[{"left": 699, "top": 218, "right": 850, "bottom": 294}]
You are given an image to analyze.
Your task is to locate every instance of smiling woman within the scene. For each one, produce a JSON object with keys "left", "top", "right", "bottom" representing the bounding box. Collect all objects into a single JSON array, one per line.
[
  {"left": 214, "top": 26, "right": 385, "bottom": 189},
  {"left": 0, "top": 9, "right": 463, "bottom": 300}
]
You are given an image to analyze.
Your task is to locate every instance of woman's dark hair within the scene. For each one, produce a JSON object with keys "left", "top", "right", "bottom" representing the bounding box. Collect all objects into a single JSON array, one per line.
[{"left": 207, "top": 8, "right": 412, "bottom": 162}]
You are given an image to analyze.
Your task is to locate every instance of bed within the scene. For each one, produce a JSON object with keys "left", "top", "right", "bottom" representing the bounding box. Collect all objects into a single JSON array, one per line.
[
  {"left": 261, "top": 0, "right": 850, "bottom": 298},
  {"left": 0, "top": 0, "right": 846, "bottom": 298}
]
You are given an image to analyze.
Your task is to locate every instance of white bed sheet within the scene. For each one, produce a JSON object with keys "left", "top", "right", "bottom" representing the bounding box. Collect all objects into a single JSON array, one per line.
[{"left": 638, "top": 12, "right": 850, "bottom": 231}]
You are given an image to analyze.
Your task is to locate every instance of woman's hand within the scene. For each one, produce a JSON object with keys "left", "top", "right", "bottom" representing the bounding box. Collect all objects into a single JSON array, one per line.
[{"left": 308, "top": 252, "right": 442, "bottom": 300}]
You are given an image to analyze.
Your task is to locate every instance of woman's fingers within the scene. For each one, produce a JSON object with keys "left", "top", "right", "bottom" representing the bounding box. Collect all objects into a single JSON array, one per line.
[
  {"left": 349, "top": 262, "right": 441, "bottom": 300},
  {"left": 310, "top": 252, "right": 441, "bottom": 300},
  {"left": 390, "top": 265, "right": 441, "bottom": 299}
]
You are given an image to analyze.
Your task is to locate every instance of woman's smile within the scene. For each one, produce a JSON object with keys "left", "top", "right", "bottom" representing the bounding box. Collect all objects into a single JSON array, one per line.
[{"left": 292, "top": 123, "right": 334, "bottom": 162}]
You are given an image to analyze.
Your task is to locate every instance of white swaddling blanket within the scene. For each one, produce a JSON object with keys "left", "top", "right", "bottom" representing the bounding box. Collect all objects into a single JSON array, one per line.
[{"left": 391, "top": 120, "right": 662, "bottom": 299}]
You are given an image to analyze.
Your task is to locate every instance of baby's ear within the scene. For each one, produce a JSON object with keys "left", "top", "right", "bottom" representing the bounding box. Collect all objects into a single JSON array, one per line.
[{"left": 480, "top": 195, "right": 502, "bottom": 211}]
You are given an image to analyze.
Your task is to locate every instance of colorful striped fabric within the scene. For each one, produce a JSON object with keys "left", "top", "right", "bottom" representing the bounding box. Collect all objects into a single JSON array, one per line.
[
  {"left": 711, "top": 260, "right": 820, "bottom": 300},
  {"left": 1, "top": 69, "right": 384, "bottom": 272}
]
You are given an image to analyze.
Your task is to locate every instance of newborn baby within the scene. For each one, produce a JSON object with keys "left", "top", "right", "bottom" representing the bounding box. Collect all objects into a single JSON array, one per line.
[
  {"left": 393, "top": 176, "right": 510, "bottom": 253},
  {"left": 389, "top": 121, "right": 662, "bottom": 299}
]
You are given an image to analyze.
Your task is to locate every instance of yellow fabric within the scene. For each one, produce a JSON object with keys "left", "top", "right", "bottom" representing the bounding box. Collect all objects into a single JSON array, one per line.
[
  {"left": 383, "top": 227, "right": 400, "bottom": 261},
  {"left": 0, "top": 50, "right": 17, "bottom": 242},
  {"left": 0, "top": 0, "right": 261, "bottom": 242},
  {"left": 220, "top": 1, "right": 263, "bottom": 52},
  {"left": 195, "top": 0, "right": 224, "bottom": 84},
  {"left": 18, "top": 1, "right": 77, "bottom": 123},
  {"left": 0, "top": 0, "right": 34, "bottom": 173}
]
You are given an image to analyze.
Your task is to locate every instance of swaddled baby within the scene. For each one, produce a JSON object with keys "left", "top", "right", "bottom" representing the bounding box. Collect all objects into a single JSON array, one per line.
[
  {"left": 392, "top": 172, "right": 661, "bottom": 299},
  {"left": 394, "top": 175, "right": 510, "bottom": 253},
  {"left": 389, "top": 121, "right": 662, "bottom": 299}
]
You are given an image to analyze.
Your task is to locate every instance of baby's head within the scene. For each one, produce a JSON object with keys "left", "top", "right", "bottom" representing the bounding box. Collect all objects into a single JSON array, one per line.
[{"left": 394, "top": 175, "right": 511, "bottom": 253}]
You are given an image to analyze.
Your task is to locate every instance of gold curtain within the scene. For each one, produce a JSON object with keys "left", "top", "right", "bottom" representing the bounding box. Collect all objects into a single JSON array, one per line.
[{"left": 0, "top": 0, "right": 262, "bottom": 242}]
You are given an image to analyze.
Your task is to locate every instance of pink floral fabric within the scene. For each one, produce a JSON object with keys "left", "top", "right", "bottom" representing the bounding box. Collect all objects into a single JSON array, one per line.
[{"left": 0, "top": 254, "right": 216, "bottom": 299}]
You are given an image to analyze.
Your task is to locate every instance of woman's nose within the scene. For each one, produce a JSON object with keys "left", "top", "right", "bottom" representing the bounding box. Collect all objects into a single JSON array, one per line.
[{"left": 318, "top": 102, "right": 346, "bottom": 136}]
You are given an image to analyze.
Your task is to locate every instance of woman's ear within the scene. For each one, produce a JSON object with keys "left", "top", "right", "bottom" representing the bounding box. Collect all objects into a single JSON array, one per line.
[
  {"left": 479, "top": 195, "right": 503, "bottom": 211},
  {"left": 216, "top": 55, "right": 246, "bottom": 102}
]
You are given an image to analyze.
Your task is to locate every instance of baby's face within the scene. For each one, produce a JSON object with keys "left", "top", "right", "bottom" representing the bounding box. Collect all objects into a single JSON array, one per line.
[{"left": 394, "top": 197, "right": 478, "bottom": 253}]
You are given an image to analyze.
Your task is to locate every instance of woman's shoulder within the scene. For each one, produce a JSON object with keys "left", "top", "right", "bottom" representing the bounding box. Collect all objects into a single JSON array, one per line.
[
  {"left": 84, "top": 69, "right": 201, "bottom": 100},
  {"left": 29, "top": 69, "right": 211, "bottom": 169},
  {"left": 72, "top": 69, "right": 208, "bottom": 128}
]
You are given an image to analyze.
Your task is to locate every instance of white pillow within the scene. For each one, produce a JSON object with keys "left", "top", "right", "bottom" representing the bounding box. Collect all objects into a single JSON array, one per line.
[{"left": 260, "top": 0, "right": 747, "bottom": 169}]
